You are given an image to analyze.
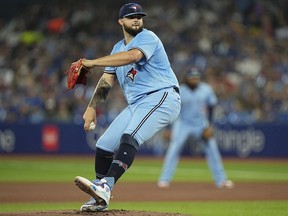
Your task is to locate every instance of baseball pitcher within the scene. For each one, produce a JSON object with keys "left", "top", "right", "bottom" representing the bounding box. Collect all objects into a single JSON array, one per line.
[{"left": 66, "top": 3, "right": 181, "bottom": 212}]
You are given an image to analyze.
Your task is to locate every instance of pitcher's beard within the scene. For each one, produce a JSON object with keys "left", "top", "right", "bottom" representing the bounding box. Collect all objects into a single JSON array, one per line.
[{"left": 124, "top": 25, "right": 143, "bottom": 37}]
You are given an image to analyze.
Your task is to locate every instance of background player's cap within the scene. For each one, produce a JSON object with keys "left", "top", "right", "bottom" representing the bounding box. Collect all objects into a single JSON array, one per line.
[
  {"left": 119, "top": 3, "right": 147, "bottom": 18},
  {"left": 186, "top": 68, "right": 201, "bottom": 78}
]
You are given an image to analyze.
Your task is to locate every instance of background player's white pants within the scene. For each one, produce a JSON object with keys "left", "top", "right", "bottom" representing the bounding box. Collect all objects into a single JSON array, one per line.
[
  {"left": 96, "top": 88, "right": 181, "bottom": 153},
  {"left": 159, "top": 119, "right": 227, "bottom": 187}
]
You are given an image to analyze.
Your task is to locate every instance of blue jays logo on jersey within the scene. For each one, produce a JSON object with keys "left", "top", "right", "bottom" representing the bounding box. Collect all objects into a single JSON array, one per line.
[
  {"left": 126, "top": 68, "right": 137, "bottom": 82},
  {"left": 130, "top": 4, "right": 141, "bottom": 11}
]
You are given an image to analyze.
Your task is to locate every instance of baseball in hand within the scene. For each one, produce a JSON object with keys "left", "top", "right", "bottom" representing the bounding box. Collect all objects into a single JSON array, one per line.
[{"left": 89, "top": 122, "right": 96, "bottom": 130}]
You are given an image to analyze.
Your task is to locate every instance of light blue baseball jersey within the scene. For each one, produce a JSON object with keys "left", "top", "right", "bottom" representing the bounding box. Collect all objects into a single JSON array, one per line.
[
  {"left": 104, "top": 29, "right": 179, "bottom": 104},
  {"left": 179, "top": 82, "right": 217, "bottom": 126}
]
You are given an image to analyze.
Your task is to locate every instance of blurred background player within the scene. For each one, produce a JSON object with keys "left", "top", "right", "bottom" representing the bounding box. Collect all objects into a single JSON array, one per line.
[{"left": 158, "top": 67, "right": 234, "bottom": 189}]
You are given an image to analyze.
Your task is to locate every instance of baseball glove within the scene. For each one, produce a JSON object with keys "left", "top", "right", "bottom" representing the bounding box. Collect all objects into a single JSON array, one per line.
[
  {"left": 64, "top": 58, "right": 90, "bottom": 90},
  {"left": 202, "top": 125, "right": 214, "bottom": 140}
]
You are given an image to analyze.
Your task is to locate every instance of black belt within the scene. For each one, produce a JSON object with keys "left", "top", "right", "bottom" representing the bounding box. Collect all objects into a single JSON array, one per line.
[{"left": 147, "top": 86, "right": 179, "bottom": 95}]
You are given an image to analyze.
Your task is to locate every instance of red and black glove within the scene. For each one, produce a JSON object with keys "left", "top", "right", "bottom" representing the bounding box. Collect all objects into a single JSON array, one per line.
[{"left": 64, "top": 58, "right": 90, "bottom": 91}]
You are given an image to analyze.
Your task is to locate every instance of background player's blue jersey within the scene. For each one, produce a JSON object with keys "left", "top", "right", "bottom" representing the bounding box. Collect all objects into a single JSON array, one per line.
[
  {"left": 159, "top": 81, "right": 230, "bottom": 188},
  {"left": 179, "top": 82, "right": 217, "bottom": 126},
  {"left": 104, "top": 29, "right": 179, "bottom": 104}
]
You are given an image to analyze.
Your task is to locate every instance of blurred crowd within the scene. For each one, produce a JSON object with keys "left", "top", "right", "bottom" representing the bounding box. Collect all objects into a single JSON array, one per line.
[{"left": 0, "top": 0, "right": 288, "bottom": 125}]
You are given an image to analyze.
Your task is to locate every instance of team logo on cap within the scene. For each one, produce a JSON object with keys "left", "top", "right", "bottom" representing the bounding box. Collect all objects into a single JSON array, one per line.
[
  {"left": 129, "top": 4, "right": 141, "bottom": 12},
  {"left": 126, "top": 68, "right": 137, "bottom": 81}
]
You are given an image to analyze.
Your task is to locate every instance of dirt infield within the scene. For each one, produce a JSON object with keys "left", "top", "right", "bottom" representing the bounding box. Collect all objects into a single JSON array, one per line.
[
  {"left": 1, "top": 181, "right": 288, "bottom": 216},
  {"left": 0, "top": 210, "right": 189, "bottom": 216}
]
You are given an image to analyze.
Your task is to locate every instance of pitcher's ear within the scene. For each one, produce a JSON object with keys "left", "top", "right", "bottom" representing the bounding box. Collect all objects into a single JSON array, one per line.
[{"left": 118, "top": 18, "right": 124, "bottom": 25}]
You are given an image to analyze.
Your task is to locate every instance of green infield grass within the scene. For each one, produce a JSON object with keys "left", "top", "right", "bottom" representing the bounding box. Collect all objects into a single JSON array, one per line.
[{"left": 1, "top": 156, "right": 288, "bottom": 183}]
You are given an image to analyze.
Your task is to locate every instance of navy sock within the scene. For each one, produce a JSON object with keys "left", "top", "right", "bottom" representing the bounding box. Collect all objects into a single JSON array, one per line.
[
  {"left": 95, "top": 147, "right": 114, "bottom": 179},
  {"left": 104, "top": 134, "right": 139, "bottom": 189}
]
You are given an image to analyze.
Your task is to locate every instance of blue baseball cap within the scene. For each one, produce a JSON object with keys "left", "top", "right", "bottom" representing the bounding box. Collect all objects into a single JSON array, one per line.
[
  {"left": 186, "top": 68, "right": 201, "bottom": 78},
  {"left": 119, "top": 3, "right": 147, "bottom": 18}
]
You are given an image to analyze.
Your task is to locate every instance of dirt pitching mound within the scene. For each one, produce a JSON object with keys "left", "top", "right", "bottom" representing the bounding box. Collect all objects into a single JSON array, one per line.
[{"left": 0, "top": 210, "right": 189, "bottom": 216}]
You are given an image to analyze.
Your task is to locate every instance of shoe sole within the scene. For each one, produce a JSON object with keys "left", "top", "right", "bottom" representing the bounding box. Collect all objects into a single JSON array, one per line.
[
  {"left": 81, "top": 205, "right": 108, "bottom": 212},
  {"left": 74, "top": 176, "right": 105, "bottom": 205}
]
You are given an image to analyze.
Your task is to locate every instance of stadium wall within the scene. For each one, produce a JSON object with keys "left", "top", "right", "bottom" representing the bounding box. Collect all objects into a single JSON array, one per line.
[{"left": 0, "top": 123, "right": 287, "bottom": 158}]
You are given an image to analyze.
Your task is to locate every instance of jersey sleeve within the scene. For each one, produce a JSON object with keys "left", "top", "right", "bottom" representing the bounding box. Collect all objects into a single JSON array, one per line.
[
  {"left": 129, "top": 31, "right": 158, "bottom": 65},
  {"left": 104, "top": 44, "right": 118, "bottom": 73},
  {"left": 207, "top": 85, "right": 218, "bottom": 106}
]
